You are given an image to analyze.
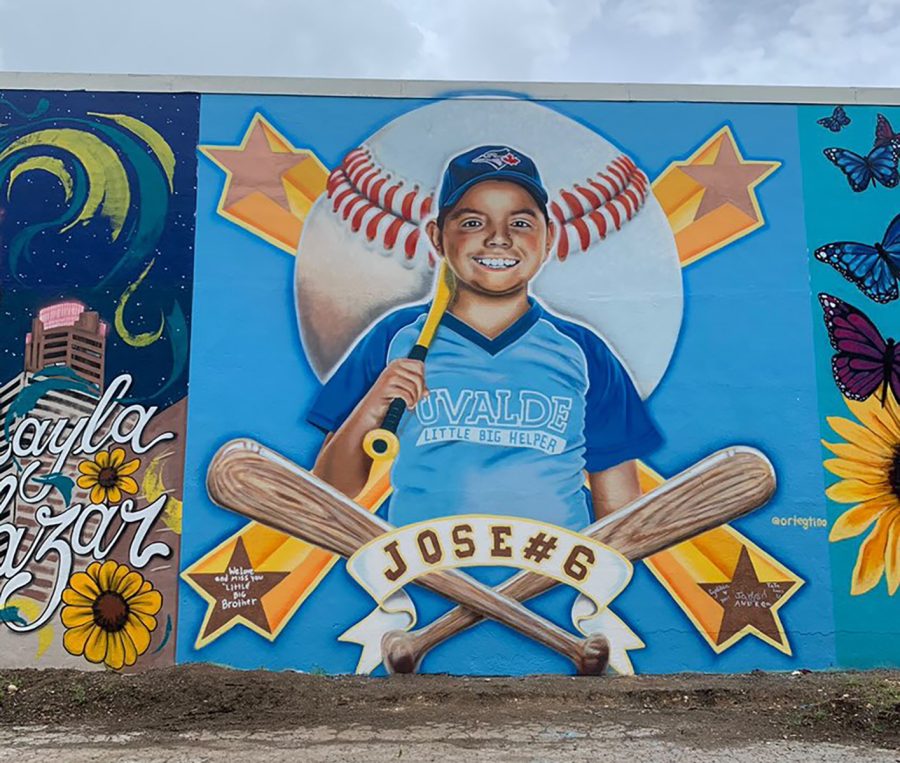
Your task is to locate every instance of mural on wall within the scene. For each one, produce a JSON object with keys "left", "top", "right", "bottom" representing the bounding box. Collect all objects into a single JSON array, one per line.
[
  {"left": 178, "top": 93, "right": 828, "bottom": 676},
  {"left": 800, "top": 105, "right": 900, "bottom": 669},
  {"left": 3, "top": 83, "right": 892, "bottom": 676},
  {"left": 0, "top": 90, "right": 198, "bottom": 670}
]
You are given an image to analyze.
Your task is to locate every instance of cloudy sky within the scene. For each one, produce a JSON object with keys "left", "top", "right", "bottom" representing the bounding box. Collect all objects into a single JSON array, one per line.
[{"left": 0, "top": 0, "right": 898, "bottom": 87}]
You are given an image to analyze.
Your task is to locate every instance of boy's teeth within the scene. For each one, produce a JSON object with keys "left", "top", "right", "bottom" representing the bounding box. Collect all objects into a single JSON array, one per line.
[{"left": 476, "top": 257, "right": 517, "bottom": 269}]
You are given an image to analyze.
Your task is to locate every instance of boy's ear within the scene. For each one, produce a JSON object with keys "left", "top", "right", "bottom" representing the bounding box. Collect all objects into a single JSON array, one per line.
[
  {"left": 544, "top": 220, "right": 557, "bottom": 260},
  {"left": 426, "top": 219, "right": 443, "bottom": 256}
]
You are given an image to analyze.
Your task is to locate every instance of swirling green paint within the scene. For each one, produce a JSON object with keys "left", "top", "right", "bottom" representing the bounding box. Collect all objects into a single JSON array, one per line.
[
  {"left": 89, "top": 112, "right": 175, "bottom": 191},
  {"left": 0, "top": 154, "right": 88, "bottom": 280},
  {"left": 79, "top": 120, "right": 170, "bottom": 287},
  {"left": 115, "top": 258, "right": 165, "bottom": 347},
  {"left": 7, "top": 156, "right": 73, "bottom": 201},
  {"left": 0, "top": 128, "right": 130, "bottom": 240}
]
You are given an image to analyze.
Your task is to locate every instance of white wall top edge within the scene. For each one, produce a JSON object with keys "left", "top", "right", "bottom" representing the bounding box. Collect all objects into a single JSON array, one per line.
[{"left": 0, "top": 71, "right": 899, "bottom": 106}]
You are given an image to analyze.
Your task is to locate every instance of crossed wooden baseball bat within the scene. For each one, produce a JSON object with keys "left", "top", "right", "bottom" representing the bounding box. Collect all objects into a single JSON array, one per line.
[{"left": 207, "top": 438, "right": 776, "bottom": 674}]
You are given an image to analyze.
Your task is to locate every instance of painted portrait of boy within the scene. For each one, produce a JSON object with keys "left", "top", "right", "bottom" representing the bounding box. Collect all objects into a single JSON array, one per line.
[{"left": 308, "top": 145, "right": 662, "bottom": 533}]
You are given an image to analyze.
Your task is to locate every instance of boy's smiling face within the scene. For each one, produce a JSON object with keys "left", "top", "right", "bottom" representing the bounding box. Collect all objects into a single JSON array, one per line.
[{"left": 427, "top": 180, "right": 555, "bottom": 298}]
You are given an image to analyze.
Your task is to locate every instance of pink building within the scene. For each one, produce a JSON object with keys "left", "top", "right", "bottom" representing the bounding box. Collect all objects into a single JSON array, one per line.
[{"left": 24, "top": 301, "right": 108, "bottom": 392}]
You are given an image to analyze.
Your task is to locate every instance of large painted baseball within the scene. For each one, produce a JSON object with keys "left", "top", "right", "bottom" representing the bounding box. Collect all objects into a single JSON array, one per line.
[{"left": 294, "top": 98, "right": 682, "bottom": 398}]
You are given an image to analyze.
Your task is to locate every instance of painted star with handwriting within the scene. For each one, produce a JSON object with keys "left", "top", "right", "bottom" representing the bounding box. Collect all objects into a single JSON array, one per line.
[{"left": 185, "top": 537, "right": 289, "bottom": 642}]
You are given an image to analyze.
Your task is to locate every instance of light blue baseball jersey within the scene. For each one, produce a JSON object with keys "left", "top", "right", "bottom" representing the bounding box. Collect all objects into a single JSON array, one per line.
[{"left": 308, "top": 299, "right": 662, "bottom": 531}]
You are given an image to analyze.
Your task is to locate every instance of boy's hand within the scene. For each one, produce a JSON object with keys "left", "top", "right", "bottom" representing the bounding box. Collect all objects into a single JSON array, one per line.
[{"left": 362, "top": 359, "right": 428, "bottom": 424}]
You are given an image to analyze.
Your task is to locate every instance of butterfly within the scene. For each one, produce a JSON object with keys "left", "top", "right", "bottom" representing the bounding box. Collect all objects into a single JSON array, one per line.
[
  {"left": 814, "top": 213, "right": 900, "bottom": 303},
  {"left": 817, "top": 106, "right": 851, "bottom": 132},
  {"left": 874, "top": 113, "right": 900, "bottom": 149},
  {"left": 823, "top": 145, "right": 899, "bottom": 191},
  {"left": 819, "top": 293, "right": 900, "bottom": 404}
]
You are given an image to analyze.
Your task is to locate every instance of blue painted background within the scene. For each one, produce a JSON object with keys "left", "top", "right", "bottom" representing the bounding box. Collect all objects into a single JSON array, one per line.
[
  {"left": 797, "top": 104, "right": 900, "bottom": 670},
  {"left": 178, "top": 94, "right": 841, "bottom": 674}
]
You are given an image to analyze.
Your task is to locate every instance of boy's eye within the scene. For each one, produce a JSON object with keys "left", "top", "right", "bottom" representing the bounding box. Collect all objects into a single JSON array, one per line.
[
  {"left": 511, "top": 219, "right": 533, "bottom": 228},
  {"left": 460, "top": 219, "right": 482, "bottom": 228}
]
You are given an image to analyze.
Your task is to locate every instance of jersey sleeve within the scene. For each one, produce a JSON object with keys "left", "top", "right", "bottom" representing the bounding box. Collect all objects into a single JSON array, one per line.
[
  {"left": 582, "top": 335, "right": 663, "bottom": 473},
  {"left": 306, "top": 315, "right": 401, "bottom": 434}
]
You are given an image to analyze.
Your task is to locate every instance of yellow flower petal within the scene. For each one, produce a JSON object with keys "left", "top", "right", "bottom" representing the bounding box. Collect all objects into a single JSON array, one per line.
[
  {"left": 822, "top": 440, "right": 882, "bottom": 463},
  {"left": 109, "top": 448, "right": 126, "bottom": 468},
  {"left": 830, "top": 495, "right": 899, "bottom": 541},
  {"left": 76, "top": 475, "right": 98, "bottom": 489},
  {"left": 116, "top": 476, "right": 139, "bottom": 495},
  {"left": 86, "top": 561, "right": 102, "bottom": 581},
  {"left": 845, "top": 397, "right": 900, "bottom": 445},
  {"left": 128, "top": 589, "right": 162, "bottom": 617},
  {"left": 851, "top": 512, "right": 894, "bottom": 595},
  {"left": 90, "top": 485, "right": 107, "bottom": 505},
  {"left": 62, "top": 622, "right": 95, "bottom": 656},
  {"left": 124, "top": 619, "right": 152, "bottom": 655},
  {"left": 881, "top": 390, "right": 900, "bottom": 432},
  {"left": 83, "top": 625, "right": 109, "bottom": 664},
  {"left": 118, "top": 571, "right": 145, "bottom": 600},
  {"left": 104, "top": 630, "right": 126, "bottom": 670},
  {"left": 109, "top": 563, "right": 130, "bottom": 592},
  {"left": 826, "top": 479, "right": 891, "bottom": 504},
  {"left": 827, "top": 416, "right": 894, "bottom": 457},
  {"left": 106, "top": 485, "right": 122, "bottom": 504},
  {"left": 823, "top": 457, "right": 890, "bottom": 484},
  {"left": 95, "top": 451, "right": 110, "bottom": 468},
  {"left": 62, "top": 588, "right": 94, "bottom": 607},
  {"left": 98, "top": 560, "right": 120, "bottom": 592},
  {"left": 120, "top": 628, "right": 139, "bottom": 666},
  {"left": 68, "top": 571, "right": 100, "bottom": 599},
  {"left": 78, "top": 460, "right": 100, "bottom": 476},
  {"left": 117, "top": 458, "right": 141, "bottom": 476},
  {"left": 886, "top": 515, "right": 900, "bottom": 596},
  {"left": 131, "top": 610, "right": 157, "bottom": 633},
  {"left": 60, "top": 605, "right": 95, "bottom": 629}
]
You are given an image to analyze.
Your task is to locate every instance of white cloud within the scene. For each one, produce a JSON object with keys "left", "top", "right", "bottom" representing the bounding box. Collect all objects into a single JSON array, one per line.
[{"left": 0, "top": 0, "right": 897, "bottom": 86}]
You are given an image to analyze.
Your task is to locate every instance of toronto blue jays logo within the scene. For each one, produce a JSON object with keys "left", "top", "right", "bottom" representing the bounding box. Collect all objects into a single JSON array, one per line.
[{"left": 472, "top": 148, "right": 522, "bottom": 170}]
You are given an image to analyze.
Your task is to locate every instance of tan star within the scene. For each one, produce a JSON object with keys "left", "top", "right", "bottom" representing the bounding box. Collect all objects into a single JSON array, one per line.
[
  {"left": 203, "top": 119, "right": 306, "bottom": 211},
  {"left": 699, "top": 546, "right": 793, "bottom": 647},
  {"left": 679, "top": 135, "right": 778, "bottom": 222}
]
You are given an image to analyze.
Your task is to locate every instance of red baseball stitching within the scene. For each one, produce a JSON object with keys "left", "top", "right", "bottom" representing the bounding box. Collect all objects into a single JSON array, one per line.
[{"left": 325, "top": 145, "right": 650, "bottom": 266}]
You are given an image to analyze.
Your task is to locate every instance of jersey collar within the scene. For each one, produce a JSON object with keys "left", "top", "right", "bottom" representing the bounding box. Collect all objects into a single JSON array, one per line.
[{"left": 440, "top": 297, "right": 543, "bottom": 355}]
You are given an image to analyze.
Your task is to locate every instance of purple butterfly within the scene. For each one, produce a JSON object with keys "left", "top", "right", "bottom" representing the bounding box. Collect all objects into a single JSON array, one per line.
[
  {"left": 819, "top": 293, "right": 900, "bottom": 404},
  {"left": 818, "top": 106, "right": 850, "bottom": 133},
  {"left": 874, "top": 113, "right": 900, "bottom": 150}
]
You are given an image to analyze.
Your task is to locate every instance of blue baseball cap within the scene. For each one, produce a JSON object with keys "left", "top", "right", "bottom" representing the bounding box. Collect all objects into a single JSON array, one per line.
[{"left": 437, "top": 145, "right": 549, "bottom": 214}]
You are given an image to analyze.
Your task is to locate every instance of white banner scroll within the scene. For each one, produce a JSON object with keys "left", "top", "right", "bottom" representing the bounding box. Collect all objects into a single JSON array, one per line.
[{"left": 338, "top": 515, "right": 644, "bottom": 675}]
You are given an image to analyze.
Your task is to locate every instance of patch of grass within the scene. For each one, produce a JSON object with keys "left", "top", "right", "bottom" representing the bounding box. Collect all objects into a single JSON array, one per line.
[{"left": 72, "top": 683, "right": 87, "bottom": 706}]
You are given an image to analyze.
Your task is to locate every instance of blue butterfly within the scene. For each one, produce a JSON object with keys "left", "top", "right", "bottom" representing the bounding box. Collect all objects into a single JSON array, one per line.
[
  {"left": 818, "top": 106, "right": 851, "bottom": 132},
  {"left": 823, "top": 144, "right": 899, "bottom": 191},
  {"left": 814, "top": 213, "right": 900, "bottom": 303}
]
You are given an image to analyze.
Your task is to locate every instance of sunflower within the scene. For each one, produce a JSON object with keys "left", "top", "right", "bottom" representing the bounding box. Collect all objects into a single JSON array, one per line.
[
  {"left": 823, "top": 391, "right": 900, "bottom": 596},
  {"left": 77, "top": 448, "right": 140, "bottom": 504},
  {"left": 60, "top": 560, "right": 162, "bottom": 670}
]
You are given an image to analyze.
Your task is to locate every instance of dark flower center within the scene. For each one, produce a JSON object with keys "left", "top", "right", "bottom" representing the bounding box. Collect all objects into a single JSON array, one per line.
[
  {"left": 890, "top": 446, "right": 900, "bottom": 500},
  {"left": 92, "top": 591, "right": 129, "bottom": 632},
  {"left": 97, "top": 467, "right": 118, "bottom": 488}
]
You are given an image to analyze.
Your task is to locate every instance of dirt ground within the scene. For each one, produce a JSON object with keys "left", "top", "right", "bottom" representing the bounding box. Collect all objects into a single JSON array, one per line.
[{"left": 0, "top": 666, "right": 898, "bottom": 761}]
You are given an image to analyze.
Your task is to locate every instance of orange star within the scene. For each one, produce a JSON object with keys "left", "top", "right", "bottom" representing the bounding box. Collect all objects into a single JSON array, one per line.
[
  {"left": 679, "top": 134, "right": 779, "bottom": 222},
  {"left": 204, "top": 119, "right": 307, "bottom": 212}
]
